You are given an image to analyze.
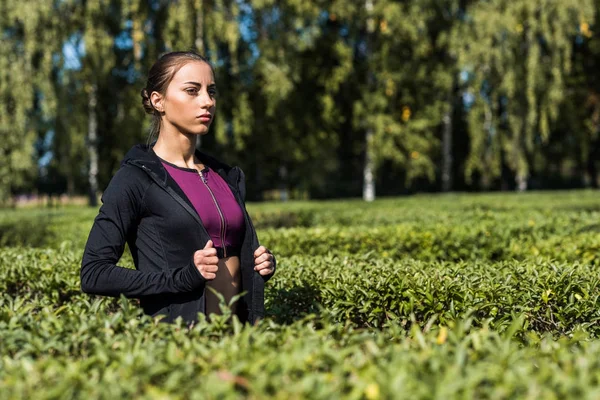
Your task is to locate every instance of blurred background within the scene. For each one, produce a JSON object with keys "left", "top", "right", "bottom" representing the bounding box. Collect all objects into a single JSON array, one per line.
[{"left": 1, "top": 0, "right": 599, "bottom": 206}]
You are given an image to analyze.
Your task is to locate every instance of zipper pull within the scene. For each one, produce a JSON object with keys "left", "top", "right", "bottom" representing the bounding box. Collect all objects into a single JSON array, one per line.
[{"left": 198, "top": 170, "right": 207, "bottom": 184}]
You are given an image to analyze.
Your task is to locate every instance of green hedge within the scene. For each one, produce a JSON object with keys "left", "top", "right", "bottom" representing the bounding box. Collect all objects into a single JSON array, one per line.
[
  {"left": 2, "top": 191, "right": 600, "bottom": 398},
  {"left": 2, "top": 247, "right": 598, "bottom": 336},
  {"left": 2, "top": 301, "right": 600, "bottom": 399},
  {"left": 266, "top": 255, "right": 600, "bottom": 334}
]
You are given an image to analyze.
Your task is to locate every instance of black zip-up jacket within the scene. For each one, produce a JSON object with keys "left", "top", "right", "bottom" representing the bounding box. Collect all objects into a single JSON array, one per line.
[{"left": 80, "top": 143, "right": 275, "bottom": 324}]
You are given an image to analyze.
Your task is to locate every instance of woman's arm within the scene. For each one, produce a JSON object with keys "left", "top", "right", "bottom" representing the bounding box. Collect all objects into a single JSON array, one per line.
[{"left": 80, "top": 167, "right": 206, "bottom": 298}]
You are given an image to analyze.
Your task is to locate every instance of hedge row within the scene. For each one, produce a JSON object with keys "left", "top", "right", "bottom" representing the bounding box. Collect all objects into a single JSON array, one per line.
[
  {"left": 266, "top": 254, "right": 600, "bottom": 335},
  {"left": 2, "top": 192, "right": 600, "bottom": 398},
  {"left": 2, "top": 300, "right": 600, "bottom": 399},
  {"left": 3, "top": 210, "right": 600, "bottom": 265},
  {"left": 2, "top": 248, "right": 599, "bottom": 336},
  {"left": 2, "top": 191, "right": 600, "bottom": 252}
]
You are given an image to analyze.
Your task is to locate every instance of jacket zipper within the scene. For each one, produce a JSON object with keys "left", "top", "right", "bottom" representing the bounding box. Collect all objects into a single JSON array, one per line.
[
  {"left": 134, "top": 160, "right": 255, "bottom": 319},
  {"left": 135, "top": 162, "right": 211, "bottom": 317},
  {"left": 198, "top": 170, "right": 227, "bottom": 258}
]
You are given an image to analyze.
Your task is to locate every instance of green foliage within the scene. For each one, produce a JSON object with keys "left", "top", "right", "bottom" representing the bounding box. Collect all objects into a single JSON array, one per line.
[
  {"left": 0, "top": 0, "right": 64, "bottom": 201},
  {"left": 2, "top": 192, "right": 600, "bottom": 397},
  {"left": 2, "top": 0, "right": 600, "bottom": 200},
  {"left": 457, "top": 0, "right": 595, "bottom": 187},
  {"left": 267, "top": 255, "right": 600, "bottom": 334}
]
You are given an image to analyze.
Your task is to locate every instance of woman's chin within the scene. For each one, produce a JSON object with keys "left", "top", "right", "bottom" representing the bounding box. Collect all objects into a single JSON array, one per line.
[{"left": 188, "top": 126, "right": 211, "bottom": 136}]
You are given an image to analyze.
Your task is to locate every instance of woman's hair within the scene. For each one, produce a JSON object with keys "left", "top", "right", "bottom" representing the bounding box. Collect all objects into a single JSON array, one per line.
[{"left": 140, "top": 51, "right": 214, "bottom": 145}]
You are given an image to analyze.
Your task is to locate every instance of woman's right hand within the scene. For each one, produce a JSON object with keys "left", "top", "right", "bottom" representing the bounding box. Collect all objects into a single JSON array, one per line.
[{"left": 194, "top": 240, "right": 219, "bottom": 280}]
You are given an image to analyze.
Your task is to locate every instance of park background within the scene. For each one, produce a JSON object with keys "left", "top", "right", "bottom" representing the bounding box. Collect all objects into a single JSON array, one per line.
[
  {"left": 5, "top": 1, "right": 600, "bottom": 398},
  {"left": 2, "top": 0, "right": 600, "bottom": 205}
]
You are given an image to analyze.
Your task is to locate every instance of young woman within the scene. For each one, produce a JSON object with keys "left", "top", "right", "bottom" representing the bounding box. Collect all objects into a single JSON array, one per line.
[{"left": 80, "top": 51, "right": 276, "bottom": 325}]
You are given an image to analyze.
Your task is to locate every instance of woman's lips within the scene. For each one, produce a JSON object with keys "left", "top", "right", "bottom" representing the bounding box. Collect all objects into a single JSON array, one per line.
[{"left": 198, "top": 114, "right": 212, "bottom": 123}]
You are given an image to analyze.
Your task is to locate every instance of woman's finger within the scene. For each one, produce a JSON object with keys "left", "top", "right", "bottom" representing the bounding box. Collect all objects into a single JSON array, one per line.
[
  {"left": 254, "top": 246, "right": 268, "bottom": 258},
  {"left": 254, "top": 261, "right": 273, "bottom": 272},
  {"left": 258, "top": 264, "right": 275, "bottom": 276},
  {"left": 254, "top": 252, "right": 272, "bottom": 265}
]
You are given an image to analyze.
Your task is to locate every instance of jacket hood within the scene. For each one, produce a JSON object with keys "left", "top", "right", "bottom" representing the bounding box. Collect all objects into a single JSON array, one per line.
[
  {"left": 122, "top": 142, "right": 238, "bottom": 186},
  {"left": 121, "top": 143, "right": 159, "bottom": 166}
]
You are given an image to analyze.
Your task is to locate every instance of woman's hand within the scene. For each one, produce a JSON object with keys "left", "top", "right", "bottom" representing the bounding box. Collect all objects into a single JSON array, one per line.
[
  {"left": 194, "top": 240, "right": 219, "bottom": 280},
  {"left": 254, "top": 246, "right": 275, "bottom": 276}
]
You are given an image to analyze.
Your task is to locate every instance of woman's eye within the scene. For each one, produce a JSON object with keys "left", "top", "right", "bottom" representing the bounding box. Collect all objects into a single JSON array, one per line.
[
  {"left": 185, "top": 88, "right": 198, "bottom": 95},
  {"left": 209, "top": 90, "right": 217, "bottom": 97}
]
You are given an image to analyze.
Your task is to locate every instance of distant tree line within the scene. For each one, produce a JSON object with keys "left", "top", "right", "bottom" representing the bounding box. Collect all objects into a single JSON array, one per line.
[{"left": 0, "top": 0, "right": 597, "bottom": 204}]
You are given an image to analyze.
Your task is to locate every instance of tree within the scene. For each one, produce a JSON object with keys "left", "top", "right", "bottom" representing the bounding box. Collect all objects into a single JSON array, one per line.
[
  {"left": 354, "top": 0, "right": 461, "bottom": 195},
  {"left": 0, "top": 0, "right": 63, "bottom": 204},
  {"left": 457, "top": 0, "right": 594, "bottom": 190}
]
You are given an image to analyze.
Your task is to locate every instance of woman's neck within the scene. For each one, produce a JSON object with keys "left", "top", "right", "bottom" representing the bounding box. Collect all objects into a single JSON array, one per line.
[{"left": 152, "top": 129, "right": 201, "bottom": 169}]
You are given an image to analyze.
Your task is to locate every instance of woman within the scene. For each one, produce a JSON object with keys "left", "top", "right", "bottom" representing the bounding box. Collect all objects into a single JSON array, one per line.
[{"left": 80, "top": 51, "right": 276, "bottom": 325}]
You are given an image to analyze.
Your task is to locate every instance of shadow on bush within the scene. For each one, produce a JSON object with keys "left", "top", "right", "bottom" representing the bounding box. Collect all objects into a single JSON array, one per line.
[
  {"left": 252, "top": 210, "right": 314, "bottom": 229},
  {"left": 265, "top": 283, "right": 322, "bottom": 324},
  {"left": 561, "top": 205, "right": 600, "bottom": 214},
  {"left": 0, "top": 218, "right": 52, "bottom": 247},
  {"left": 577, "top": 223, "right": 600, "bottom": 233}
]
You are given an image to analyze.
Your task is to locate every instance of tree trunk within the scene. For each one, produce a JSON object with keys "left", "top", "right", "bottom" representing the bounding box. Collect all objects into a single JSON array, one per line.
[
  {"left": 87, "top": 83, "right": 99, "bottom": 207},
  {"left": 587, "top": 136, "right": 600, "bottom": 188},
  {"left": 588, "top": 158, "right": 598, "bottom": 189},
  {"left": 442, "top": 72, "right": 458, "bottom": 192},
  {"left": 362, "top": 0, "right": 375, "bottom": 202},
  {"left": 279, "top": 165, "right": 288, "bottom": 201},
  {"left": 363, "top": 129, "right": 375, "bottom": 201},
  {"left": 195, "top": 0, "right": 204, "bottom": 54},
  {"left": 67, "top": 174, "right": 75, "bottom": 197},
  {"left": 516, "top": 173, "right": 528, "bottom": 192},
  {"left": 441, "top": 89, "right": 454, "bottom": 192},
  {"left": 515, "top": 123, "right": 529, "bottom": 192}
]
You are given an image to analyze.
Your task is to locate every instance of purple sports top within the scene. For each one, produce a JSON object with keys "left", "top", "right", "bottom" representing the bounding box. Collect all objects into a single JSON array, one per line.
[{"left": 160, "top": 158, "right": 245, "bottom": 252}]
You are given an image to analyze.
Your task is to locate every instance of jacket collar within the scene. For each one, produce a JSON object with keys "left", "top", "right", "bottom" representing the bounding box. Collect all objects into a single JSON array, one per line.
[
  {"left": 121, "top": 142, "right": 245, "bottom": 235},
  {"left": 122, "top": 142, "right": 240, "bottom": 187}
]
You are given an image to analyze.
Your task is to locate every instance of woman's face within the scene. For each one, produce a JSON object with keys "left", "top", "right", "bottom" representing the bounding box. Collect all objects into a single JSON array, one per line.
[{"left": 153, "top": 61, "right": 216, "bottom": 136}]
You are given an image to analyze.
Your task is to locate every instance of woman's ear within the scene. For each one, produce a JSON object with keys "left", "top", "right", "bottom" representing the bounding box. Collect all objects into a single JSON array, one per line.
[{"left": 150, "top": 91, "right": 164, "bottom": 113}]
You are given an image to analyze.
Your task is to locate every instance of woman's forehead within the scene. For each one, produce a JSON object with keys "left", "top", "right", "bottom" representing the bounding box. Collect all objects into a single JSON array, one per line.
[{"left": 172, "top": 61, "right": 214, "bottom": 84}]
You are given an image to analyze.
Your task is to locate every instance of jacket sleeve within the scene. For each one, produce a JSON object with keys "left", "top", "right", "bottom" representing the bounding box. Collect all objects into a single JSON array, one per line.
[
  {"left": 237, "top": 167, "right": 276, "bottom": 282},
  {"left": 80, "top": 166, "right": 206, "bottom": 298}
]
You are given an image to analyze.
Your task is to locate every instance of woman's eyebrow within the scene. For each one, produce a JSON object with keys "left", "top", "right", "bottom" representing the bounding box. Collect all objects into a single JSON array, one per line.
[{"left": 182, "top": 81, "right": 216, "bottom": 87}]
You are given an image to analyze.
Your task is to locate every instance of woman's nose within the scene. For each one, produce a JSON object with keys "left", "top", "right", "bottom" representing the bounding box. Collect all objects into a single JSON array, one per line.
[{"left": 200, "top": 92, "right": 215, "bottom": 108}]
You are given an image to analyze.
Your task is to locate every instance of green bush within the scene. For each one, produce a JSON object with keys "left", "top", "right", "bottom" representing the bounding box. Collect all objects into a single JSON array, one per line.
[
  {"left": 266, "top": 255, "right": 600, "bottom": 334},
  {"left": 2, "top": 191, "right": 600, "bottom": 398}
]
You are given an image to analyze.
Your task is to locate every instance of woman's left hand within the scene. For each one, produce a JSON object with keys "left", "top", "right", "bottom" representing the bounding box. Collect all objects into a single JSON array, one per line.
[{"left": 254, "top": 246, "right": 275, "bottom": 276}]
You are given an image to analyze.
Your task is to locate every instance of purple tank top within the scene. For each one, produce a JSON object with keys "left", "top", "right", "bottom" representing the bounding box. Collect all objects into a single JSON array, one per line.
[{"left": 160, "top": 158, "right": 245, "bottom": 252}]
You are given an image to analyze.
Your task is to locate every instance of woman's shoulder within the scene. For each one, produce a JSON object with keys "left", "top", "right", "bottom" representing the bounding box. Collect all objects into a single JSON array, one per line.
[
  {"left": 103, "top": 164, "right": 152, "bottom": 202},
  {"left": 113, "top": 163, "right": 152, "bottom": 184},
  {"left": 113, "top": 143, "right": 157, "bottom": 185}
]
